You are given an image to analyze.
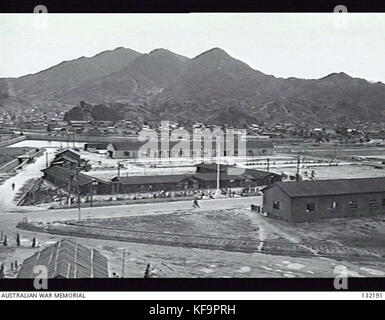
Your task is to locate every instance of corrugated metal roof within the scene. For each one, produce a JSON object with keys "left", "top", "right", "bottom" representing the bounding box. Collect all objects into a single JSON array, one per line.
[
  {"left": 17, "top": 239, "right": 109, "bottom": 279},
  {"left": 272, "top": 177, "right": 385, "bottom": 198}
]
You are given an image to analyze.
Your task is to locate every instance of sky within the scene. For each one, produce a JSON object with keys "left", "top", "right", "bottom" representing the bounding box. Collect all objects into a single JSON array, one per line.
[{"left": 0, "top": 13, "right": 384, "bottom": 82}]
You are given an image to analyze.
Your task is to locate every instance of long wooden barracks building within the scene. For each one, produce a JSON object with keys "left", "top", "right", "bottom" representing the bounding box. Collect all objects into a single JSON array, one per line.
[
  {"left": 106, "top": 140, "right": 274, "bottom": 159},
  {"left": 42, "top": 158, "right": 282, "bottom": 195},
  {"left": 112, "top": 163, "right": 282, "bottom": 193},
  {"left": 42, "top": 165, "right": 110, "bottom": 195},
  {"left": 262, "top": 177, "right": 385, "bottom": 222}
]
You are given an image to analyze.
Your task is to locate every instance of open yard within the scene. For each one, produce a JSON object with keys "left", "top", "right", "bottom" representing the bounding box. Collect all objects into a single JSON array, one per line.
[
  {"left": 12, "top": 206, "right": 385, "bottom": 278},
  {"left": 0, "top": 147, "right": 32, "bottom": 167},
  {"left": 74, "top": 209, "right": 258, "bottom": 239}
]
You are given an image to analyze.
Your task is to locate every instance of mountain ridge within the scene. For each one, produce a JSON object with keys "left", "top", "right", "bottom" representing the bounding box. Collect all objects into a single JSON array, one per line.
[{"left": 1, "top": 47, "right": 384, "bottom": 126}]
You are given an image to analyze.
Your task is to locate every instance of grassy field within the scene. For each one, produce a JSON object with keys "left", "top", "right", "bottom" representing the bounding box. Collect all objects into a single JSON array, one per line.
[{"left": 75, "top": 209, "right": 258, "bottom": 239}]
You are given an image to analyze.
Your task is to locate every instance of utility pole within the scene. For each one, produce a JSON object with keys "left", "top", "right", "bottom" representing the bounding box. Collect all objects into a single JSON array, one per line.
[
  {"left": 89, "top": 182, "right": 93, "bottom": 208},
  {"left": 45, "top": 151, "right": 49, "bottom": 168},
  {"left": 76, "top": 166, "right": 81, "bottom": 221},
  {"left": 296, "top": 153, "right": 300, "bottom": 181},
  {"left": 215, "top": 137, "right": 221, "bottom": 198},
  {"left": 90, "top": 178, "right": 97, "bottom": 207},
  {"left": 122, "top": 249, "right": 126, "bottom": 278}
]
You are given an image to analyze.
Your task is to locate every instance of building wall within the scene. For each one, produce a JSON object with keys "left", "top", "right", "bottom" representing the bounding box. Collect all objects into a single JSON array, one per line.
[
  {"left": 263, "top": 186, "right": 385, "bottom": 222},
  {"left": 112, "top": 177, "right": 254, "bottom": 194},
  {"left": 107, "top": 144, "right": 274, "bottom": 159},
  {"left": 114, "top": 181, "right": 191, "bottom": 193},
  {"left": 291, "top": 192, "right": 385, "bottom": 222},
  {"left": 43, "top": 172, "right": 111, "bottom": 195},
  {"left": 262, "top": 186, "right": 293, "bottom": 221},
  {"left": 107, "top": 145, "right": 138, "bottom": 159}
]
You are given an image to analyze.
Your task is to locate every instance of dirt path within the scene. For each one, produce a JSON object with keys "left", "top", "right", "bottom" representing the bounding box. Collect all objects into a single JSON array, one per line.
[
  {"left": 0, "top": 150, "right": 56, "bottom": 212},
  {"left": 244, "top": 210, "right": 322, "bottom": 256}
]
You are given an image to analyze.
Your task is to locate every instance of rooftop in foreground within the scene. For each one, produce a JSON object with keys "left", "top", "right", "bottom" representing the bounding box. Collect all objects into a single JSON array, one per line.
[
  {"left": 17, "top": 238, "right": 109, "bottom": 279},
  {"left": 268, "top": 177, "right": 385, "bottom": 198}
]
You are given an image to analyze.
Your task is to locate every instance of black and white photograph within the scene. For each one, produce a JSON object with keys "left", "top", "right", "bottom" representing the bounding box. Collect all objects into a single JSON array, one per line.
[{"left": 0, "top": 10, "right": 384, "bottom": 297}]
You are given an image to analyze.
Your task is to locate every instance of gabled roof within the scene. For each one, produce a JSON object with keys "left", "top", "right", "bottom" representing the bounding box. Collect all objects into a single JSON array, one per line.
[
  {"left": 55, "top": 149, "right": 81, "bottom": 161},
  {"left": 109, "top": 141, "right": 146, "bottom": 150},
  {"left": 52, "top": 154, "right": 79, "bottom": 164},
  {"left": 17, "top": 239, "right": 109, "bottom": 279},
  {"left": 267, "top": 177, "right": 385, "bottom": 198},
  {"left": 42, "top": 165, "right": 107, "bottom": 185}
]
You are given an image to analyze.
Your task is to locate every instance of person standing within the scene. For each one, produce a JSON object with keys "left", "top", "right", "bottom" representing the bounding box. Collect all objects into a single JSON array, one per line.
[
  {"left": 11, "top": 182, "right": 15, "bottom": 191},
  {"left": 192, "top": 197, "right": 200, "bottom": 208}
]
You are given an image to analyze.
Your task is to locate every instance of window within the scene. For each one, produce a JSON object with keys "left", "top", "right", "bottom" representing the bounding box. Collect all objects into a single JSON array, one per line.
[
  {"left": 306, "top": 203, "right": 316, "bottom": 212},
  {"left": 330, "top": 201, "right": 337, "bottom": 209},
  {"left": 348, "top": 200, "right": 358, "bottom": 209},
  {"left": 273, "top": 201, "right": 280, "bottom": 210},
  {"left": 369, "top": 199, "right": 377, "bottom": 209}
]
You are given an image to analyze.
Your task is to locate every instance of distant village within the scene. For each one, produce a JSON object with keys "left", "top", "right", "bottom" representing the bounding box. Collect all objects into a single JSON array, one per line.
[{"left": 0, "top": 108, "right": 384, "bottom": 145}]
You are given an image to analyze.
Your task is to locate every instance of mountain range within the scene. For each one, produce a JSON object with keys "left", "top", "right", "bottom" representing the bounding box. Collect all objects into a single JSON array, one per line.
[{"left": 1, "top": 47, "right": 384, "bottom": 126}]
